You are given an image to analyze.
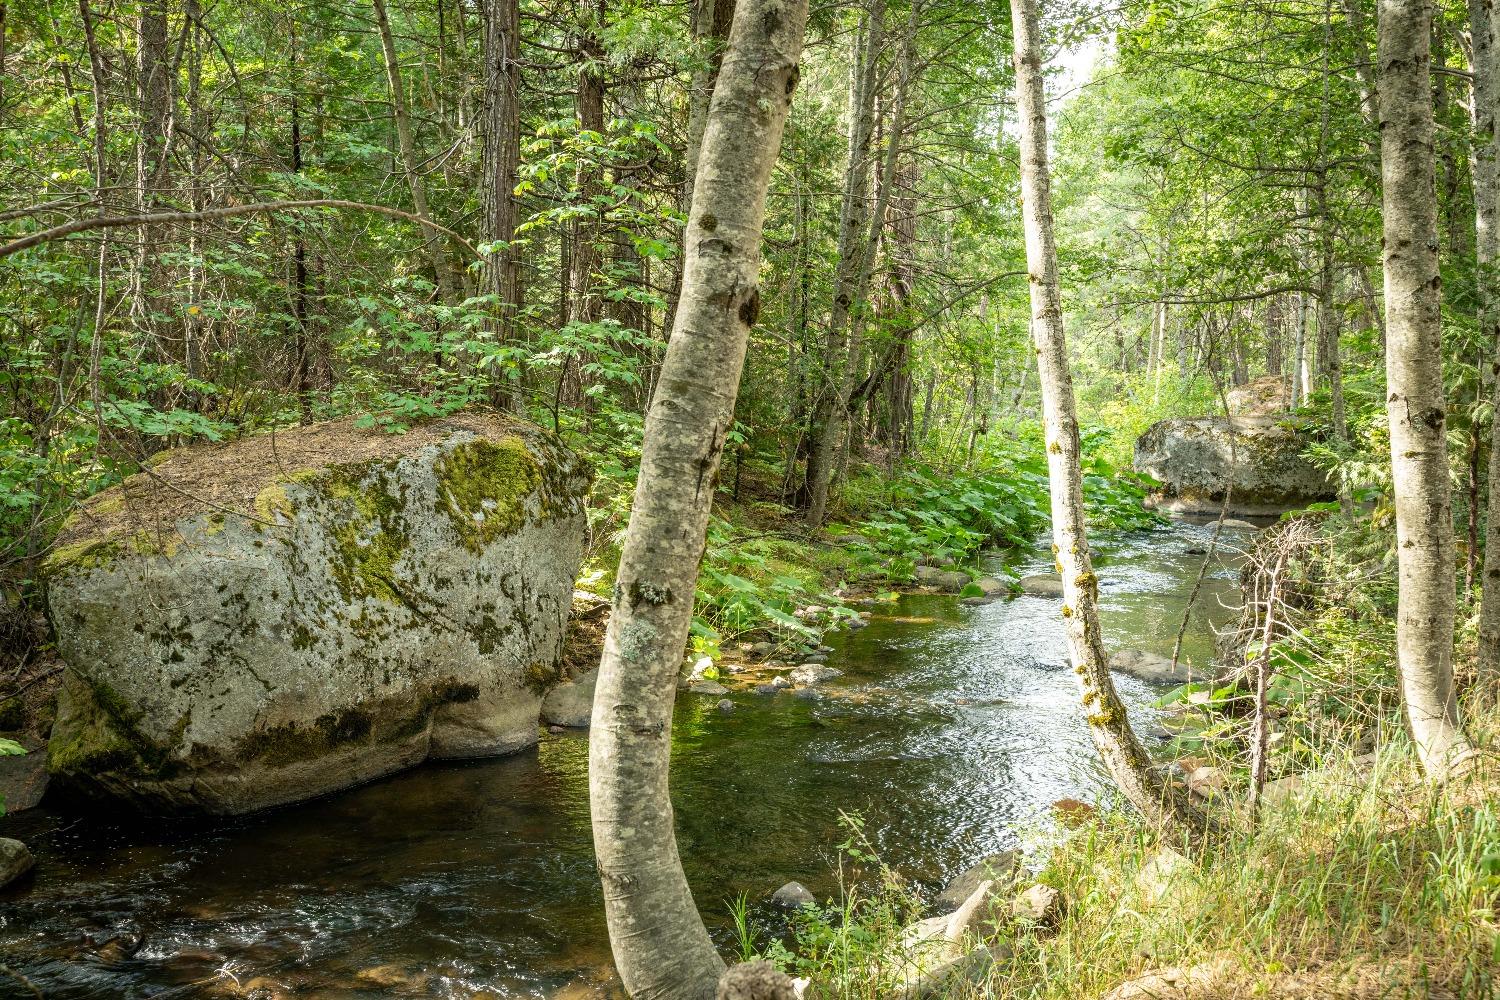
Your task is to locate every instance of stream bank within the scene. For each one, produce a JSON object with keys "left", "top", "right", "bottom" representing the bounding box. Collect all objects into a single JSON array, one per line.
[{"left": 0, "top": 520, "right": 1247, "bottom": 999}]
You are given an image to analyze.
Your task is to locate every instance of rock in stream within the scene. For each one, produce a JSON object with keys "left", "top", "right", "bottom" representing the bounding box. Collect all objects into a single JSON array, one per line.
[{"left": 43, "top": 412, "right": 591, "bottom": 815}]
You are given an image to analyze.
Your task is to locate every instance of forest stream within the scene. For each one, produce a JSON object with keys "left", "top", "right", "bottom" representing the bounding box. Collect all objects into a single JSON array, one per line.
[{"left": 0, "top": 520, "right": 1248, "bottom": 999}]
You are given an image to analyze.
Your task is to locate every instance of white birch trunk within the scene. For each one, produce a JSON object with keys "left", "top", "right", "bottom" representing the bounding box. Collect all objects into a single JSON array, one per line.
[
  {"left": 1468, "top": 0, "right": 1500, "bottom": 681},
  {"left": 1376, "top": 0, "right": 1476, "bottom": 776},
  {"left": 587, "top": 2, "right": 808, "bottom": 996},
  {"left": 1009, "top": 0, "right": 1211, "bottom": 842}
]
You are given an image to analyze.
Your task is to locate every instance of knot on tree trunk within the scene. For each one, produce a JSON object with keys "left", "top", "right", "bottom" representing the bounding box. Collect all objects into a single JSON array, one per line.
[{"left": 717, "top": 960, "right": 798, "bottom": 999}]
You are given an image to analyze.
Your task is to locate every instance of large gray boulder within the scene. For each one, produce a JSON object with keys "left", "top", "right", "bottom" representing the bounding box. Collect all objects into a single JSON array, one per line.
[
  {"left": 44, "top": 412, "right": 591, "bottom": 815},
  {"left": 1134, "top": 416, "right": 1333, "bottom": 516}
]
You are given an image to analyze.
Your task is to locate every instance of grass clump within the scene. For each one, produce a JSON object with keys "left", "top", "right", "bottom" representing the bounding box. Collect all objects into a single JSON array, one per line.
[{"left": 743, "top": 715, "right": 1500, "bottom": 999}]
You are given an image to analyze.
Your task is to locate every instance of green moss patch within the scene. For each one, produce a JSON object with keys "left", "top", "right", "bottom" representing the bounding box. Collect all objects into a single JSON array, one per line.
[
  {"left": 48, "top": 672, "right": 186, "bottom": 779},
  {"left": 436, "top": 438, "right": 542, "bottom": 551}
]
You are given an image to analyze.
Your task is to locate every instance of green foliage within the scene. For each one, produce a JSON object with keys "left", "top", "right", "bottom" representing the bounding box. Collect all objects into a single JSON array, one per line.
[
  {"left": 693, "top": 517, "right": 834, "bottom": 643},
  {"left": 736, "top": 812, "right": 932, "bottom": 999}
]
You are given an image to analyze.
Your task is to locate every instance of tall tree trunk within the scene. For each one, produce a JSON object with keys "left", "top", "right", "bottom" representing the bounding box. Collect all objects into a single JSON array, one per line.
[
  {"left": 803, "top": 0, "right": 883, "bottom": 526},
  {"left": 663, "top": 0, "right": 737, "bottom": 343},
  {"left": 481, "top": 0, "right": 522, "bottom": 398},
  {"left": 184, "top": 0, "right": 205, "bottom": 413},
  {"left": 0, "top": 1, "right": 7, "bottom": 118},
  {"left": 1317, "top": 5, "right": 1351, "bottom": 458},
  {"left": 681, "top": 0, "right": 737, "bottom": 216},
  {"left": 1010, "top": 0, "right": 1212, "bottom": 841},
  {"left": 1342, "top": 0, "right": 1381, "bottom": 127},
  {"left": 373, "top": 0, "right": 456, "bottom": 302},
  {"left": 79, "top": 0, "right": 110, "bottom": 420},
  {"left": 1292, "top": 290, "right": 1311, "bottom": 406},
  {"left": 290, "top": 23, "right": 313, "bottom": 424},
  {"left": 1266, "top": 297, "right": 1284, "bottom": 377},
  {"left": 560, "top": 0, "right": 606, "bottom": 411},
  {"left": 569, "top": 0, "right": 605, "bottom": 326},
  {"left": 134, "top": 0, "right": 171, "bottom": 390},
  {"left": 1471, "top": 0, "right": 1500, "bottom": 679},
  {"left": 807, "top": 0, "right": 920, "bottom": 523},
  {"left": 587, "top": 1, "right": 807, "bottom": 997},
  {"left": 1376, "top": 0, "right": 1476, "bottom": 776}
]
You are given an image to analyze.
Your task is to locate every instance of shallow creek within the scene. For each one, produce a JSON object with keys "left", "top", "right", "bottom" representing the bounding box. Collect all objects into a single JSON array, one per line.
[{"left": 0, "top": 520, "right": 1246, "bottom": 999}]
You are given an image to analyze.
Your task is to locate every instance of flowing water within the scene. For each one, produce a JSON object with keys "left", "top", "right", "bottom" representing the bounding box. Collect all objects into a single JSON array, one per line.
[{"left": 0, "top": 520, "right": 1246, "bottom": 999}]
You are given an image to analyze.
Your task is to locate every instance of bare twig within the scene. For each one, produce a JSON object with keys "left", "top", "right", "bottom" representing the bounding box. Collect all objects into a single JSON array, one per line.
[{"left": 0, "top": 199, "right": 478, "bottom": 259}]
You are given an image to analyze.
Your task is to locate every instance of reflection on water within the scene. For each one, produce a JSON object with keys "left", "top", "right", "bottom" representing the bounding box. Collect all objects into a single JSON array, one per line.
[{"left": 0, "top": 522, "right": 1243, "bottom": 998}]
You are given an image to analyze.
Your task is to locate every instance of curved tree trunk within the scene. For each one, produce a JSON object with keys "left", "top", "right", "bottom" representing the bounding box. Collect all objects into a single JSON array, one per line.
[
  {"left": 1376, "top": 0, "right": 1477, "bottom": 775},
  {"left": 587, "top": 1, "right": 808, "bottom": 997},
  {"left": 1009, "top": 0, "right": 1212, "bottom": 842}
]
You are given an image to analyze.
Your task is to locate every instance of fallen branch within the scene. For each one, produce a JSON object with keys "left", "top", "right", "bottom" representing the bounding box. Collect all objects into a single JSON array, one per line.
[
  {"left": 0, "top": 666, "right": 63, "bottom": 704},
  {"left": 0, "top": 199, "right": 478, "bottom": 259}
]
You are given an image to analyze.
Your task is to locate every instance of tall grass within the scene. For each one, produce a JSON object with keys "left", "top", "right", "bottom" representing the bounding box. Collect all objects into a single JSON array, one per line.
[{"left": 759, "top": 707, "right": 1499, "bottom": 999}]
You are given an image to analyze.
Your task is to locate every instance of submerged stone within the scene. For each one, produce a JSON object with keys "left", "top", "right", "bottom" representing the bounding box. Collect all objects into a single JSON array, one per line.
[
  {"left": 915, "top": 565, "right": 969, "bottom": 593},
  {"left": 541, "top": 669, "right": 597, "bottom": 729},
  {"left": 1108, "top": 648, "right": 1198, "bottom": 685},
  {"left": 44, "top": 412, "right": 591, "bottom": 815},
  {"left": 0, "top": 838, "right": 33, "bottom": 888},
  {"left": 770, "top": 881, "right": 816, "bottom": 908},
  {"left": 789, "top": 664, "right": 842, "bottom": 686},
  {"left": 1018, "top": 573, "right": 1064, "bottom": 597}
]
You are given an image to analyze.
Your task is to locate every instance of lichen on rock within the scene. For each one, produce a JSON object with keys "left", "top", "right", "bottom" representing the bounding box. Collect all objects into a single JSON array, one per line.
[
  {"left": 1134, "top": 415, "right": 1334, "bottom": 517},
  {"left": 44, "top": 411, "right": 592, "bottom": 815}
]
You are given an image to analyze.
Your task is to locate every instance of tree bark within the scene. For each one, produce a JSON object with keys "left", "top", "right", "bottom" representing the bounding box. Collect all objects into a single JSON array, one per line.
[
  {"left": 1376, "top": 0, "right": 1476, "bottom": 776},
  {"left": 806, "top": 0, "right": 920, "bottom": 523},
  {"left": 1470, "top": 0, "right": 1500, "bottom": 680},
  {"left": 664, "top": 0, "right": 738, "bottom": 346},
  {"left": 134, "top": 0, "right": 172, "bottom": 387},
  {"left": 1342, "top": 0, "right": 1381, "bottom": 127},
  {"left": 290, "top": 23, "right": 313, "bottom": 424},
  {"left": 184, "top": 0, "right": 205, "bottom": 413},
  {"left": 480, "top": 0, "right": 522, "bottom": 392},
  {"left": 1292, "top": 291, "right": 1311, "bottom": 406},
  {"left": 373, "top": 0, "right": 456, "bottom": 302},
  {"left": 0, "top": 1, "right": 7, "bottom": 119},
  {"left": 570, "top": 0, "right": 606, "bottom": 327},
  {"left": 682, "top": 0, "right": 737, "bottom": 216},
  {"left": 1266, "top": 297, "right": 1283, "bottom": 377},
  {"left": 803, "top": 0, "right": 884, "bottom": 526},
  {"left": 1010, "top": 0, "right": 1212, "bottom": 841},
  {"left": 587, "top": 1, "right": 807, "bottom": 997}
]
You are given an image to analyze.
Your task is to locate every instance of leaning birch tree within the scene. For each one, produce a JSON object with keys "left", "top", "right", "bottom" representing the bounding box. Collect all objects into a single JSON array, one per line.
[
  {"left": 1376, "top": 0, "right": 1477, "bottom": 775},
  {"left": 1009, "top": 0, "right": 1212, "bottom": 841},
  {"left": 587, "top": 1, "right": 809, "bottom": 997}
]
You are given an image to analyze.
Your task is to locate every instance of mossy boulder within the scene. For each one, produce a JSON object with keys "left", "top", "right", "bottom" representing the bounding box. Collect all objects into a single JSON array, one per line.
[
  {"left": 44, "top": 412, "right": 591, "bottom": 815},
  {"left": 1134, "top": 416, "right": 1333, "bottom": 517}
]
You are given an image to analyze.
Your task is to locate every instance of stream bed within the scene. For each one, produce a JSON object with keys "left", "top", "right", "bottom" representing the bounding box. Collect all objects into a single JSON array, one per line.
[{"left": 0, "top": 520, "right": 1246, "bottom": 999}]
